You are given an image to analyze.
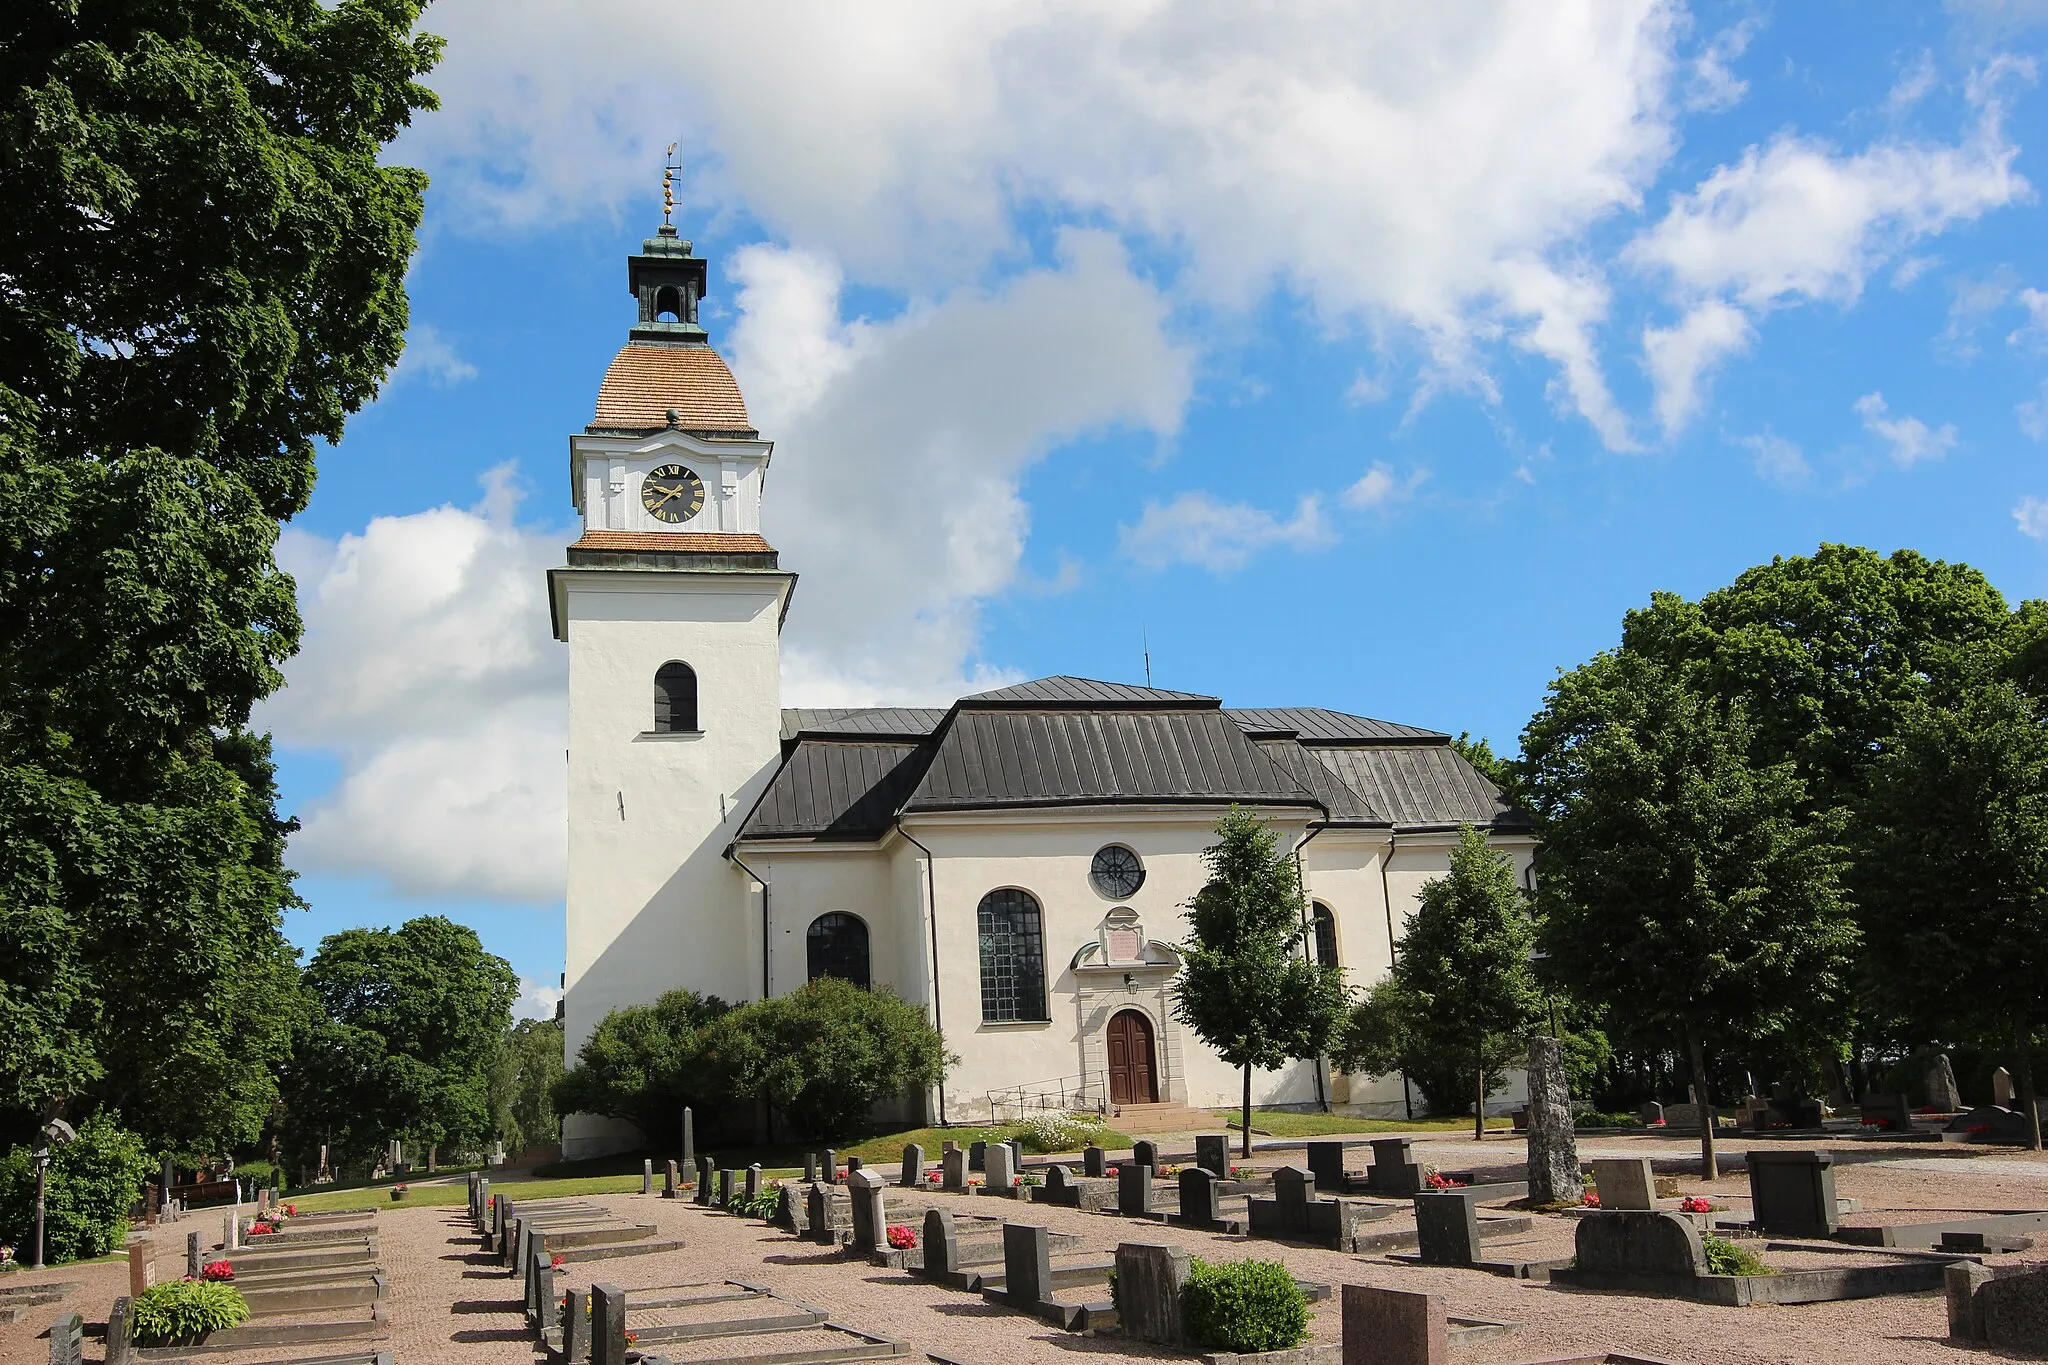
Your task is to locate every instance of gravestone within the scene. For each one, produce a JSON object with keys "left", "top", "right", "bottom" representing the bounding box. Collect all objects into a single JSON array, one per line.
[
  {"left": 1045, "top": 1165, "right": 1071, "bottom": 1194},
  {"left": 1177, "top": 1167, "right": 1223, "bottom": 1225},
  {"left": 1928, "top": 1055, "right": 1964, "bottom": 1112},
  {"left": 1366, "top": 1138, "right": 1424, "bottom": 1195},
  {"left": 642, "top": 1159, "right": 653, "bottom": 1196},
  {"left": 1947, "top": 1105, "right": 2033, "bottom": 1144},
  {"left": 105, "top": 1297, "right": 132, "bottom": 1365},
  {"left": 901, "top": 1143, "right": 925, "bottom": 1187},
  {"left": 49, "top": 1312, "right": 83, "bottom": 1365},
  {"left": 717, "top": 1168, "right": 735, "bottom": 1208},
  {"left": 1996, "top": 1067, "right": 2017, "bottom": 1108},
  {"left": 1306, "top": 1140, "right": 1346, "bottom": 1193},
  {"left": 822, "top": 1149, "right": 838, "bottom": 1180},
  {"left": 1344, "top": 1284, "right": 1446, "bottom": 1365},
  {"left": 847, "top": 1168, "right": 888, "bottom": 1253},
  {"left": 1948, "top": 1260, "right": 2048, "bottom": 1352},
  {"left": 1132, "top": 1139, "right": 1159, "bottom": 1173},
  {"left": 847, "top": 1156, "right": 864, "bottom": 1173},
  {"left": 1525, "top": 1035, "right": 1580, "bottom": 1205},
  {"left": 968, "top": 1141, "right": 986, "bottom": 1172},
  {"left": 1002, "top": 1223, "right": 1052, "bottom": 1304},
  {"left": 1747, "top": 1148, "right": 1839, "bottom": 1237},
  {"left": 942, "top": 1146, "right": 968, "bottom": 1192},
  {"left": 1084, "top": 1145, "right": 1107, "bottom": 1178},
  {"left": 186, "top": 1231, "right": 201, "bottom": 1279},
  {"left": 127, "top": 1238, "right": 154, "bottom": 1299},
  {"left": 1662, "top": 1102, "right": 1711, "bottom": 1132},
  {"left": 1272, "top": 1165, "right": 1315, "bottom": 1235},
  {"left": 774, "top": 1183, "right": 808, "bottom": 1235},
  {"left": 1195, "top": 1134, "right": 1229, "bottom": 1179},
  {"left": 224, "top": 1212, "right": 237, "bottom": 1252},
  {"left": 590, "top": 1283, "right": 626, "bottom": 1365},
  {"left": 563, "top": 1289, "right": 589, "bottom": 1363},
  {"left": 695, "top": 1155, "right": 715, "bottom": 1205},
  {"left": 1114, "top": 1242, "right": 1190, "bottom": 1347},
  {"left": 1118, "top": 1162, "right": 1155, "bottom": 1216},
  {"left": 664, "top": 1160, "right": 678, "bottom": 1198},
  {"left": 1861, "top": 1092, "right": 1914, "bottom": 1133},
  {"left": 536, "top": 1259, "right": 560, "bottom": 1331},
  {"left": 745, "top": 1164, "right": 763, "bottom": 1205},
  {"left": 1006, "top": 1139, "right": 1025, "bottom": 1172},
  {"left": 526, "top": 1246, "right": 549, "bottom": 1323},
  {"left": 681, "top": 1106, "right": 695, "bottom": 1176},
  {"left": 1592, "top": 1157, "right": 1656, "bottom": 1211},
  {"left": 1413, "top": 1191, "right": 1480, "bottom": 1266},
  {"left": 804, "top": 1153, "right": 820, "bottom": 1182},
  {"left": 806, "top": 1184, "right": 835, "bottom": 1245},
  {"left": 923, "top": 1207, "right": 960, "bottom": 1277},
  {"left": 986, "top": 1141, "right": 1017, "bottom": 1191},
  {"left": 1574, "top": 1210, "right": 1706, "bottom": 1277}
]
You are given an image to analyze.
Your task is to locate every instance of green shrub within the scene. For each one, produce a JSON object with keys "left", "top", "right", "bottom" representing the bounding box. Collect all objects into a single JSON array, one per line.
[
  {"left": 1701, "top": 1234, "right": 1771, "bottom": 1277},
  {"left": 230, "top": 1161, "right": 281, "bottom": 1192},
  {"left": 131, "top": 1280, "right": 249, "bottom": 1343},
  {"left": 1182, "top": 1258, "right": 1309, "bottom": 1353},
  {"left": 0, "top": 1114, "right": 153, "bottom": 1264},
  {"left": 729, "top": 1188, "right": 780, "bottom": 1219},
  {"left": 1572, "top": 1111, "right": 1639, "bottom": 1129}
]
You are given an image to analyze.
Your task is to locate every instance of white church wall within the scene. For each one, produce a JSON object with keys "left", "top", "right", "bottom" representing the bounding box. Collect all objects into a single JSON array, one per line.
[{"left": 749, "top": 849, "right": 898, "bottom": 998}]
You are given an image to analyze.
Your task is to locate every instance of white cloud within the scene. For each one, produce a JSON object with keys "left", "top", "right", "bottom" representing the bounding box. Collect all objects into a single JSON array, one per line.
[
  {"left": 2017, "top": 496, "right": 2048, "bottom": 538},
  {"left": 1685, "top": 15, "right": 1761, "bottom": 112},
  {"left": 1735, "top": 431, "right": 1810, "bottom": 486},
  {"left": 1341, "top": 463, "right": 1428, "bottom": 510},
  {"left": 261, "top": 467, "right": 570, "bottom": 903},
  {"left": 387, "top": 324, "right": 478, "bottom": 388},
  {"left": 2011, "top": 286, "right": 2048, "bottom": 346},
  {"left": 514, "top": 976, "right": 564, "bottom": 1022},
  {"left": 2020, "top": 379, "right": 2048, "bottom": 439},
  {"left": 1643, "top": 299, "right": 1754, "bottom": 433},
  {"left": 1855, "top": 391, "right": 1959, "bottom": 466},
  {"left": 1120, "top": 492, "right": 1334, "bottom": 573}
]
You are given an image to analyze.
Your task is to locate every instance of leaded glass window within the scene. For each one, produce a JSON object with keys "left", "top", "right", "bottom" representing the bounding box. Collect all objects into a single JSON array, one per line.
[
  {"left": 978, "top": 889, "right": 1047, "bottom": 1022},
  {"left": 807, "top": 912, "right": 871, "bottom": 990},
  {"left": 1312, "top": 903, "right": 1340, "bottom": 970},
  {"left": 654, "top": 661, "right": 698, "bottom": 733}
]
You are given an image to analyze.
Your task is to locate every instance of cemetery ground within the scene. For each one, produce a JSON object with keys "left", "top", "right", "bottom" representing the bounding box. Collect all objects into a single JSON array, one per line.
[{"left": 19, "top": 1129, "right": 2048, "bottom": 1365}]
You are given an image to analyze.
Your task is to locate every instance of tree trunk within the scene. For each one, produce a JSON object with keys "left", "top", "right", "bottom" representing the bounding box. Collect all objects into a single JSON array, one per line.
[
  {"left": 2017, "top": 1018, "right": 2042, "bottom": 1153},
  {"left": 1473, "top": 1043, "right": 1486, "bottom": 1141},
  {"left": 1686, "top": 1022, "right": 1718, "bottom": 1184},
  {"left": 1241, "top": 1064, "right": 1254, "bottom": 1159}
]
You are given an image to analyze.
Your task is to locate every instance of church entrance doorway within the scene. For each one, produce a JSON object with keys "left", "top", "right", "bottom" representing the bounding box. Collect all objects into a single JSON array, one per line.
[{"left": 1106, "top": 1010, "right": 1158, "bottom": 1105}]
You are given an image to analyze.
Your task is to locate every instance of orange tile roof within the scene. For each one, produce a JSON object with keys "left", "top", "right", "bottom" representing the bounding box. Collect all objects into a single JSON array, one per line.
[
  {"left": 570, "top": 531, "right": 774, "bottom": 553},
  {"left": 592, "top": 344, "right": 754, "bottom": 432}
]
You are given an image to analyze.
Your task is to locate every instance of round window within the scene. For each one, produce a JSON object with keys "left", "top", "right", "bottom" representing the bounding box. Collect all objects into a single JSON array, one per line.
[{"left": 1090, "top": 844, "right": 1145, "bottom": 899}]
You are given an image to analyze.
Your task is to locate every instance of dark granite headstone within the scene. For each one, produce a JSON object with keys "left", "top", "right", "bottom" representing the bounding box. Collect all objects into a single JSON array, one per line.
[
  {"left": 968, "top": 1141, "right": 986, "bottom": 1173},
  {"left": 1573, "top": 1210, "right": 1706, "bottom": 1276},
  {"left": 1194, "top": 1134, "right": 1229, "bottom": 1179},
  {"left": 695, "top": 1155, "right": 715, "bottom": 1205},
  {"left": 847, "top": 1156, "right": 864, "bottom": 1173},
  {"left": 1305, "top": 1140, "right": 1347, "bottom": 1193},
  {"left": 1045, "top": 1164, "right": 1071, "bottom": 1192},
  {"left": 1747, "top": 1148, "right": 1839, "bottom": 1237},
  {"left": 1366, "top": 1137, "right": 1424, "bottom": 1194},
  {"left": 1003, "top": 1223, "right": 1051, "bottom": 1304},
  {"left": 717, "top": 1168, "right": 735, "bottom": 1208},
  {"left": 1272, "top": 1165, "right": 1316, "bottom": 1235},
  {"left": 590, "top": 1284, "right": 626, "bottom": 1365},
  {"left": 48, "top": 1313, "right": 82, "bottom": 1365},
  {"left": 923, "top": 1207, "right": 960, "bottom": 1276},
  {"left": 1119, "top": 1163, "right": 1155, "bottom": 1216},
  {"left": 806, "top": 1184, "right": 835, "bottom": 1245},
  {"left": 1084, "top": 1145, "right": 1107, "bottom": 1178},
  {"left": 105, "top": 1298, "right": 132, "bottom": 1365},
  {"left": 1343, "top": 1284, "right": 1446, "bottom": 1365},
  {"left": 1928, "top": 1055, "right": 1964, "bottom": 1112},
  {"left": 563, "top": 1289, "right": 589, "bottom": 1363},
  {"left": 822, "top": 1149, "right": 838, "bottom": 1180},
  {"left": 744, "top": 1164, "right": 763, "bottom": 1205},
  {"left": 1638, "top": 1101, "right": 1664, "bottom": 1126},
  {"left": 774, "top": 1183, "right": 808, "bottom": 1235},
  {"left": 1114, "top": 1242, "right": 1190, "bottom": 1347},
  {"left": 1178, "top": 1167, "right": 1222, "bottom": 1224},
  {"left": 847, "top": 1168, "right": 887, "bottom": 1252},
  {"left": 942, "top": 1146, "right": 967, "bottom": 1192},
  {"left": 1525, "top": 1035, "right": 1580, "bottom": 1205},
  {"left": 804, "top": 1153, "right": 820, "bottom": 1182},
  {"left": 901, "top": 1144, "right": 925, "bottom": 1187},
  {"left": 1413, "top": 1191, "right": 1480, "bottom": 1266},
  {"left": 1132, "top": 1139, "right": 1159, "bottom": 1172},
  {"left": 663, "top": 1160, "right": 678, "bottom": 1198},
  {"left": 1861, "top": 1092, "right": 1914, "bottom": 1133}
]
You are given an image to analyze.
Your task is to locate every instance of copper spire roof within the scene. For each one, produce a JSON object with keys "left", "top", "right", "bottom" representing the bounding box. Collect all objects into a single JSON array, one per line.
[{"left": 590, "top": 343, "right": 756, "bottom": 435}]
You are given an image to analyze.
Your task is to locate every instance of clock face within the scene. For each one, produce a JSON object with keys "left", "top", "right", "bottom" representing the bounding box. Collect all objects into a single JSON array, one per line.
[{"left": 641, "top": 464, "right": 706, "bottom": 524}]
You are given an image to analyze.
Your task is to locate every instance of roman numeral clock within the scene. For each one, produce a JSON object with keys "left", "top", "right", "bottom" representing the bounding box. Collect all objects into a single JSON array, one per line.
[{"left": 641, "top": 464, "right": 706, "bottom": 523}]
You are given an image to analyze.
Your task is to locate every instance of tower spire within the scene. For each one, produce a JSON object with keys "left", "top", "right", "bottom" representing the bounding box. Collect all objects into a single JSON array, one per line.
[
  {"left": 627, "top": 145, "right": 707, "bottom": 346},
  {"left": 662, "top": 142, "right": 678, "bottom": 226}
]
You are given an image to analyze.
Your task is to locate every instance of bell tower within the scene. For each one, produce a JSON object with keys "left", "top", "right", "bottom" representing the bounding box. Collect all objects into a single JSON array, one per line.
[{"left": 549, "top": 209, "right": 796, "bottom": 1158}]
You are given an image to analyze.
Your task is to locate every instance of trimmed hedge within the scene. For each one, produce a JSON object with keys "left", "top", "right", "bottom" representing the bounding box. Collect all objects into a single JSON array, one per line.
[{"left": 1182, "top": 1258, "right": 1310, "bottom": 1353}]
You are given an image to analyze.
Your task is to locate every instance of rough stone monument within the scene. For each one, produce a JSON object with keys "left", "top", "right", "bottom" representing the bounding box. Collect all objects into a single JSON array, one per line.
[
  {"left": 1928, "top": 1055, "right": 1964, "bottom": 1112},
  {"left": 1525, "top": 1034, "right": 1580, "bottom": 1205}
]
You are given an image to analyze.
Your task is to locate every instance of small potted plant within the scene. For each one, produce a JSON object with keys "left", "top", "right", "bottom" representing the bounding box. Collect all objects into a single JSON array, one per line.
[{"left": 390, "top": 1183, "right": 409, "bottom": 1202}]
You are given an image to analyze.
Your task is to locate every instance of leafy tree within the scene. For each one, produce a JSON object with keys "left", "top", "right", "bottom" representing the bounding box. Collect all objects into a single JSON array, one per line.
[
  {"left": 0, "top": 1113, "right": 151, "bottom": 1264},
  {"left": 553, "top": 990, "right": 734, "bottom": 1142},
  {"left": 1450, "top": 734, "right": 1512, "bottom": 790},
  {"left": 1856, "top": 679, "right": 2048, "bottom": 1149},
  {"left": 1519, "top": 650, "right": 1857, "bottom": 1180},
  {"left": 283, "top": 918, "right": 516, "bottom": 1171},
  {"left": 493, "top": 1017, "right": 565, "bottom": 1154},
  {"left": 0, "top": 1, "right": 439, "bottom": 1148},
  {"left": 1334, "top": 826, "right": 1544, "bottom": 1136},
  {"left": 699, "top": 978, "right": 953, "bottom": 1143},
  {"left": 1173, "top": 808, "right": 1350, "bottom": 1156}
]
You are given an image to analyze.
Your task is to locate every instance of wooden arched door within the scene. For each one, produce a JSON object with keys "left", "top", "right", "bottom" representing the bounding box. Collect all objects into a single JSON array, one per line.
[{"left": 1106, "top": 1010, "right": 1159, "bottom": 1105}]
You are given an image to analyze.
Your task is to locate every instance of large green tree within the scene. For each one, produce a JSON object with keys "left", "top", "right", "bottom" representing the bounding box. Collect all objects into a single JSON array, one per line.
[
  {"left": 1857, "top": 679, "right": 2048, "bottom": 1149},
  {"left": 283, "top": 917, "right": 516, "bottom": 1171},
  {"left": 1519, "top": 650, "right": 1857, "bottom": 1180},
  {"left": 1173, "top": 808, "right": 1350, "bottom": 1157},
  {"left": 553, "top": 989, "right": 735, "bottom": 1144},
  {"left": 493, "top": 1016, "right": 565, "bottom": 1155},
  {"left": 0, "top": 1, "right": 440, "bottom": 1150},
  {"left": 1334, "top": 826, "right": 1544, "bottom": 1138}
]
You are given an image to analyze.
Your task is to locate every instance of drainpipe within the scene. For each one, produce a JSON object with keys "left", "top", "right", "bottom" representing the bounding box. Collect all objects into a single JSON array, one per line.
[
  {"left": 898, "top": 825, "right": 948, "bottom": 1127},
  {"left": 1291, "top": 821, "right": 1331, "bottom": 1112},
  {"left": 1380, "top": 829, "right": 1414, "bottom": 1119}
]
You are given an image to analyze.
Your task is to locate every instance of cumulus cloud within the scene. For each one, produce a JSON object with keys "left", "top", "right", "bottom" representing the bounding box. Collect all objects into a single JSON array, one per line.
[
  {"left": 1855, "top": 391, "right": 1959, "bottom": 465},
  {"left": 1120, "top": 492, "right": 1333, "bottom": 573},
  {"left": 387, "top": 324, "right": 479, "bottom": 388},
  {"left": 514, "top": 976, "right": 564, "bottom": 1022},
  {"left": 2011, "top": 286, "right": 2048, "bottom": 346},
  {"left": 261, "top": 467, "right": 570, "bottom": 903},
  {"left": 1643, "top": 300, "right": 1754, "bottom": 433},
  {"left": 1341, "top": 464, "right": 1428, "bottom": 510}
]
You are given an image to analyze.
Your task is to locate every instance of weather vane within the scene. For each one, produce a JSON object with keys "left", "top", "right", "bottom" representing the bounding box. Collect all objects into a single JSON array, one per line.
[{"left": 662, "top": 142, "right": 679, "bottom": 226}]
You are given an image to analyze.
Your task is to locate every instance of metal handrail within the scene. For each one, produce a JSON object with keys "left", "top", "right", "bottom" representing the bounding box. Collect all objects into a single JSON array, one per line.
[{"left": 985, "top": 1074, "right": 1109, "bottom": 1123}]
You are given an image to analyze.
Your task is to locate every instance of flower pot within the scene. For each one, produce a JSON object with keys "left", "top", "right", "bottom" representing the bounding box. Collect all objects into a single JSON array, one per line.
[{"left": 390, "top": 1189, "right": 405, "bottom": 1202}]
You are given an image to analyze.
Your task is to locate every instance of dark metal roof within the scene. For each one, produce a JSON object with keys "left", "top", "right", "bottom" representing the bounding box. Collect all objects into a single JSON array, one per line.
[
  {"left": 780, "top": 708, "right": 948, "bottom": 742},
  {"left": 738, "top": 740, "right": 932, "bottom": 841},
  {"left": 905, "top": 709, "right": 1318, "bottom": 812},
  {"left": 1227, "top": 707, "right": 1447, "bottom": 744},
  {"left": 1310, "top": 745, "right": 1530, "bottom": 831},
  {"left": 1252, "top": 737, "right": 1382, "bottom": 823},
  {"left": 960, "top": 676, "right": 1220, "bottom": 709}
]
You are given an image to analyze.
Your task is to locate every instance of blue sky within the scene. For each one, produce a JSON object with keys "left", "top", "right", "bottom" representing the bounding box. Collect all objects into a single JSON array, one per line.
[{"left": 257, "top": 1, "right": 2048, "bottom": 1015}]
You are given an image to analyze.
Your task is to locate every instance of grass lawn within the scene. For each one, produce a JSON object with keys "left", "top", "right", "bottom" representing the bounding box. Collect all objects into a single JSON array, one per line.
[
  {"left": 289, "top": 1172, "right": 650, "bottom": 1214},
  {"left": 1215, "top": 1109, "right": 1512, "bottom": 1137}
]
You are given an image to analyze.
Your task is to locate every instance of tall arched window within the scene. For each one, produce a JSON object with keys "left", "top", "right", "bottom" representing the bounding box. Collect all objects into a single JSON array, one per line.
[
  {"left": 807, "top": 913, "right": 871, "bottom": 990},
  {"left": 1312, "top": 902, "right": 1340, "bottom": 970},
  {"left": 977, "top": 889, "right": 1048, "bottom": 1023},
  {"left": 654, "top": 661, "right": 697, "bottom": 733}
]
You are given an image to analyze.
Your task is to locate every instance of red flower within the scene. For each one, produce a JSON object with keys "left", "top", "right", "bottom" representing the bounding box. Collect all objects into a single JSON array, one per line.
[
  {"left": 1968, "top": 1124, "right": 1993, "bottom": 1135},
  {"left": 1582, "top": 1191, "right": 1600, "bottom": 1207},
  {"left": 249, "top": 1222, "right": 276, "bottom": 1235},
  {"left": 1679, "top": 1196, "right": 1711, "bottom": 1213},
  {"left": 551, "top": 1254, "right": 565, "bottom": 1269},
  {"left": 201, "top": 1261, "right": 234, "bottom": 1281},
  {"left": 886, "top": 1224, "right": 917, "bottom": 1249}
]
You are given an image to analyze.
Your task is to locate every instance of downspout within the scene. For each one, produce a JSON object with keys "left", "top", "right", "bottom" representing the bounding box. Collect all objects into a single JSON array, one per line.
[
  {"left": 898, "top": 825, "right": 949, "bottom": 1127},
  {"left": 727, "top": 845, "right": 773, "bottom": 1142},
  {"left": 1380, "top": 828, "right": 1413, "bottom": 1119},
  {"left": 1291, "top": 821, "right": 1331, "bottom": 1113}
]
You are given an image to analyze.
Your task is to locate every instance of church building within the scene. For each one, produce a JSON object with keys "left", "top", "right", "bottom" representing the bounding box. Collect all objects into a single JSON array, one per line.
[{"left": 550, "top": 221, "right": 1533, "bottom": 1159}]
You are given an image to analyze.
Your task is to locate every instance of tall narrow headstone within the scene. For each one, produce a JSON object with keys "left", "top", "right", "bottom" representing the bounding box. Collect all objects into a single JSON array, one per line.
[
  {"left": 1305, "top": 1140, "right": 1346, "bottom": 1192},
  {"left": 1002, "top": 1223, "right": 1052, "bottom": 1304},
  {"left": 186, "top": 1231, "right": 202, "bottom": 1279},
  {"left": 717, "top": 1168, "right": 735, "bottom": 1208},
  {"left": 1273, "top": 1166, "right": 1315, "bottom": 1235},
  {"left": 1412, "top": 1191, "right": 1481, "bottom": 1266},
  {"left": 1114, "top": 1243, "right": 1190, "bottom": 1346},
  {"left": 847, "top": 1168, "right": 888, "bottom": 1252},
  {"left": 1525, "top": 1035, "right": 1580, "bottom": 1205},
  {"left": 695, "top": 1155, "right": 715, "bottom": 1204},
  {"left": 805, "top": 1183, "right": 836, "bottom": 1245},
  {"left": 1343, "top": 1284, "right": 1447, "bottom": 1365},
  {"left": 942, "top": 1146, "right": 968, "bottom": 1192},
  {"left": 922, "top": 1207, "right": 959, "bottom": 1276},
  {"left": 804, "top": 1153, "right": 820, "bottom": 1182},
  {"left": 986, "top": 1141, "right": 1016, "bottom": 1191},
  {"left": 663, "top": 1161, "right": 678, "bottom": 1198},
  {"left": 1927, "top": 1055, "right": 1963, "bottom": 1112},
  {"left": 745, "top": 1164, "right": 763, "bottom": 1205},
  {"left": 590, "top": 1284, "right": 626, "bottom": 1365},
  {"left": 49, "top": 1312, "right": 84, "bottom": 1365},
  {"left": 1006, "top": 1139, "right": 1025, "bottom": 1172},
  {"left": 1195, "top": 1135, "right": 1230, "bottom": 1179},
  {"left": 1996, "top": 1067, "right": 2016, "bottom": 1108},
  {"left": 968, "top": 1141, "right": 986, "bottom": 1173},
  {"left": 1084, "top": 1145, "right": 1107, "bottom": 1178},
  {"left": 1118, "top": 1162, "right": 1155, "bottom": 1216},
  {"left": 563, "top": 1289, "right": 589, "bottom": 1363},
  {"left": 681, "top": 1106, "right": 695, "bottom": 1176},
  {"left": 900, "top": 1144, "right": 925, "bottom": 1187},
  {"left": 224, "top": 1213, "right": 238, "bottom": 1252},
  {"left": 847, "top": 1156, "right": 864, "bottom": 1173},
  {"left": 641, "top": 1159, "right": 653, "bottom": 1196},
  {"left": 105, "top": 1297, "right": 132, "bottom": 1365},
  {"left": 822, "top": 1148, "right": 838, "bottom": 1180}
]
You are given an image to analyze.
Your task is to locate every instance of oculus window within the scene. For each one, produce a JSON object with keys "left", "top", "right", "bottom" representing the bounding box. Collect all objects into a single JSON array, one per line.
[
  {"left": 806, "top": 912, "right": 871, "bottom": 990},
  {"left": 1089, "top": 844, "right": 1145, "bottom": 899},
  {"left": 978, "top": 889, "right": 1048, "bottom": 1022}
]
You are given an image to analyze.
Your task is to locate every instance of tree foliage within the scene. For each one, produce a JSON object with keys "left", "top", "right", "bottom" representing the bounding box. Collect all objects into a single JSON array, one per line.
[
  {"left": 0, "top": 0, "right": 440, "bottom": 1149},
  {"left": 1172, "top": 808, "right": 1349, "bottom": 1153},
  {"left": 494, "top": 1017, "right": 565, "bottom": 1154},
  {"left": 553, "top": 989, "right": 735, "bottom": 1142},
  {"left": 1335, "top": 827, "right": 1544, "bottom": 1125},
  {"left": 0, "top": 1112, "right": 152, "bottom": 1264}
]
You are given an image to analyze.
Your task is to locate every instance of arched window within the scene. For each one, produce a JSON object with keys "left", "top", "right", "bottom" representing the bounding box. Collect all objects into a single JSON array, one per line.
[
  {"left": 1312, "top": 902, "right": 1340, "bottom": 970},
  {"left": 807, "top": 913, "right": 871, "bottom": 990},
  {"left": 654, "top": 661, "right": 698, "bottom": 733},
  {"left": 654, "top": 285, "right": 682, "bottom": 322},
  {"left": 978, "top": 889, "right": 1048, "bottom": 1023}
]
